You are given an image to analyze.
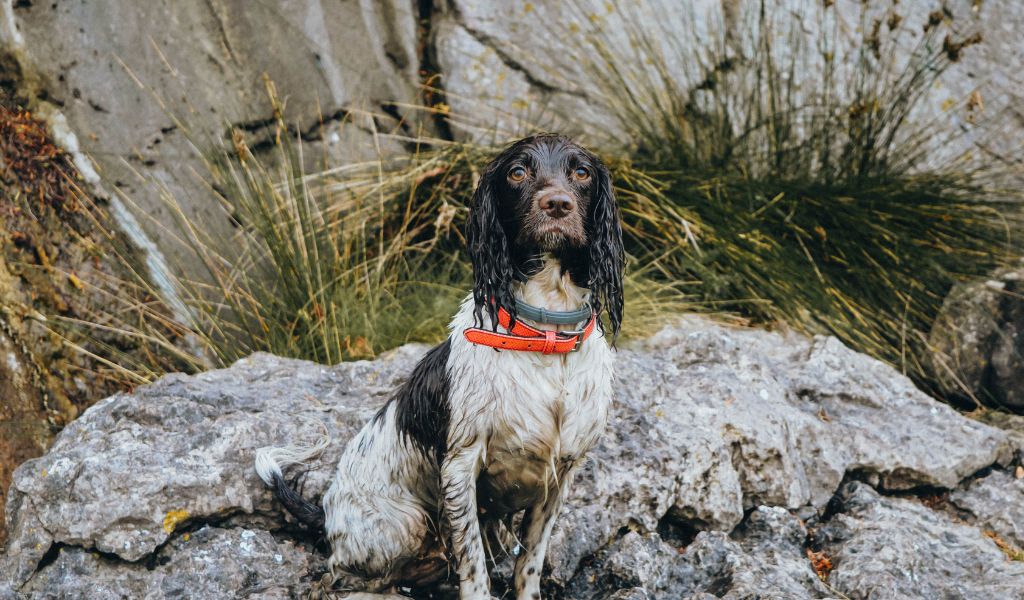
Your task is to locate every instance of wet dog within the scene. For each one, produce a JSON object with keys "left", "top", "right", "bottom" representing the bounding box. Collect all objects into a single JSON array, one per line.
[{"left": 256, "top": 133, "right": 624, "bottom": 599}]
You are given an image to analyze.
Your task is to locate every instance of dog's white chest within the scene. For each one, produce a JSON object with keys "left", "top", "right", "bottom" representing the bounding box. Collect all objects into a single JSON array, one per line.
[
  {"left": 488, "top": 350, "right": 609, "bottom": 455},
  {"left": 477, "top": 350, "right": 611, "bottom": 513},
  {"left": 479, "top": 366, "right": 606, "bottom": 511},
  {"left": 446, "top": 294, "right": 614, "bottom": 515}
]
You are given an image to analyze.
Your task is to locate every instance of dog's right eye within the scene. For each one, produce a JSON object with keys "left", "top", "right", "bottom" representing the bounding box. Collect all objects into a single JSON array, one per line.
[{"left": 508, "top": 166, "right": 527, "bottom": 182}]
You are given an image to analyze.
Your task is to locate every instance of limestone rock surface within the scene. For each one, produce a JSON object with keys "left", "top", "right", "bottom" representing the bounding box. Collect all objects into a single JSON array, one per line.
[
  {"left": 2, "top": 317, "right": 1020, "bottom": 598},
  {"left": 815, "top": 482, "right": 1024, "bottom": 600}
]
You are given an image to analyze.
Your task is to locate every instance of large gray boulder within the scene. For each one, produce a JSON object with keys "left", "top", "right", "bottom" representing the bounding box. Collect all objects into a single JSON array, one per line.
[
  {"left": 2, "top": 0, "right": 422, "bottom": 273},
  {"left": 543, "top": 321, "right": 1012, "bottom": 585},
  {"left": 2, "top": 317, "right": 1020, "bottom": 598},
  {"left": 434, "top": 0, "right": 1022, "bottom": 171}
]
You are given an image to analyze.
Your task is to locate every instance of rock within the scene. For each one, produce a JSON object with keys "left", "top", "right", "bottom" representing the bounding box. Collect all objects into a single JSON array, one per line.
[
  {"left": 4, "top": 0, "right": 424, "bottom": 275},
  {"left": 930, "top": 265, "right": 1024, "bottom": 411},
  {"left": 434, "top": 0, "right": 1023, "bottom": 170},
  {"left": 950, "top": 468, "right": 1024, "bottom": 549},
  {"left": 0, "top": 344, "right": 431, "bottom": 587},
  {"left": 815, "top": 481, "right": 1024, "bottom": 599},
  {"left": 545, "top": 319, "right": 1009, "bottom": 584},
  {"left": 0, "top": 318, "right": 1015, "bottom": 597},
  {"left": 19, "top": 526, "right": 319, "bottom": 600},
  {"left": 566, "top": 506, "right": 830, "bottom": 599}
]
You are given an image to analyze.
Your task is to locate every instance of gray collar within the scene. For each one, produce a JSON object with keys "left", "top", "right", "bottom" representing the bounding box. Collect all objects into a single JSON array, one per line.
[{"left": 514, "top": 298, "right": 592, "bottom": 325}]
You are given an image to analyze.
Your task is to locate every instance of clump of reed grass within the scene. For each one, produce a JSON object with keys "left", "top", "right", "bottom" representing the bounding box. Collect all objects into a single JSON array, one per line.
[
  {"left": 571, "top": 0, "right": 1022, "bottom": 397},
  {"left": 70, "top": 120, "right": 472, "bottom": 373},
  {"left": 57, "top": 82, "right": 694, "bottom": 383}
]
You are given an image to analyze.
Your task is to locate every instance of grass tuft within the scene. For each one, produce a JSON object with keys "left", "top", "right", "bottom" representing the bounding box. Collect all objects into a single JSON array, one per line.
[
  {"left": 569, "top": 0, "right": 1022, "bottom": 396},
  {"left": 58, "top": 86, "right": 694, "bottom": 379}
]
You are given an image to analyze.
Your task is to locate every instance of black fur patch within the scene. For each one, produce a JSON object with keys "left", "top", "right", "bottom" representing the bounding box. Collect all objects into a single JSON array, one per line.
[
  {"left": 270, "top": 471, "right": 326, "bottom": 531},
  {"left": 381, "top": 338, "right": 452, "bottom": 462}
]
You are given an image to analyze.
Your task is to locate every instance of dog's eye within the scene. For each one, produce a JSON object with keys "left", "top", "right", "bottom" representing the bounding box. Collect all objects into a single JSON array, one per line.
[
  {"left": 508, "top": 166, "right": 527, "bottom": 182},
  {"left": 573, "top": 167, "right": 591, "bottom": 181}
]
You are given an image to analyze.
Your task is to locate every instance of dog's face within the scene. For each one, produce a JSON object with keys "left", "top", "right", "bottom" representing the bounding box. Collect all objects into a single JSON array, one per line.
[
  {"left": 467, "top": 134, "right": 624, "bottom": 336},
  {"left": 495, "top": 138, "right": 597, "bottom": 251}
]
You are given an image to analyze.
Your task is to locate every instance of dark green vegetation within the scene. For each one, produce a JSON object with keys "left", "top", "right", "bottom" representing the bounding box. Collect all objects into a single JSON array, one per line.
[
  {"left": 59, "top": 4, "right": 1020, "bottom": 404},
  {"left": 583, "top": 3, "right": 1020, "bottom": 399}
]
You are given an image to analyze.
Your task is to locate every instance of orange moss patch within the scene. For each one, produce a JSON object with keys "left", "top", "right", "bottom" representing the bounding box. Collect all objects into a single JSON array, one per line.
[
  {"left": 0, "top": 106, "right": 79, "bottom": 213},
  {"left": 984, "top": 530, "right": 1024, "bottom": 562},
  {"left": 806, "top": 548, "right": 834, "bottom": 581}
]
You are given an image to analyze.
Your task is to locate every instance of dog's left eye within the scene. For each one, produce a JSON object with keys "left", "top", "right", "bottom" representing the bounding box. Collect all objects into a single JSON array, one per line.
[{"left": 573, "top": 167, "right": 591, "bottom": 181}]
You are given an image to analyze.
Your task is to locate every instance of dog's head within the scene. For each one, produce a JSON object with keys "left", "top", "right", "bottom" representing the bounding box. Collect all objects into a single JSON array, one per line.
[{"left": 467, "top": 133, "right": 624, "bottom": 336}]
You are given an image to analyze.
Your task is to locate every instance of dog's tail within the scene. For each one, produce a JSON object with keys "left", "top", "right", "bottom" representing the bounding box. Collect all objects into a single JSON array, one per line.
[{"left": 254, "top": 427, "right": 330, "bottom": 531}]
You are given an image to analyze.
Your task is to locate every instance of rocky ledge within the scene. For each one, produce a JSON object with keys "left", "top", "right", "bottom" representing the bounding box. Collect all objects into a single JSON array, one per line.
[{"left": 2, "top": 317, "right": 1023, "bottom": 599}]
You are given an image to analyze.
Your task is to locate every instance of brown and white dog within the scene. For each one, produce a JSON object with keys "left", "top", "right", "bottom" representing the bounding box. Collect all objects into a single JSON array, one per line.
[{"left": 255, "top": 134, "right": 624, "bottom": 599}]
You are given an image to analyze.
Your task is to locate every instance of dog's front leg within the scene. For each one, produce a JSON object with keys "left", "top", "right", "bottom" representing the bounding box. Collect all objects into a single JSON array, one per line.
[
  {"left": 513, "top": 481, "right": 566, "bottom": 600},
  {"left": 441, "top": 443, "right": 491, "bottom": 600}
]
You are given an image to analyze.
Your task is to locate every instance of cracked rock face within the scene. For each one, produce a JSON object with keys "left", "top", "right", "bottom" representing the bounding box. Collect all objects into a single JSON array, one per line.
[
  {"left": 435, "top": 0, "right": 1023, "bottom": 171},
  {"left": 1, "top": 318, "right": 1020, "bottom": 598},
  {"left": 5, "top": 0, "right": 422, "bottom": 271},
  {"left": 816, "top": 482, "right": 1024, "bottom": 600}
]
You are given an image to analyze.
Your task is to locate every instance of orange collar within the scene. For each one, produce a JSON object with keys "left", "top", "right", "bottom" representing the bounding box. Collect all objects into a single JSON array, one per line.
[{"left": 463, "top": 305, "right": 596, "bottom": 354}]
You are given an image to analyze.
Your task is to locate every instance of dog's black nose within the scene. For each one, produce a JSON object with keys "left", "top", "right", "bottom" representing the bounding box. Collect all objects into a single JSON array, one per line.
[{"left": 539, "top": 193, "right": 575, "bottom": 217}]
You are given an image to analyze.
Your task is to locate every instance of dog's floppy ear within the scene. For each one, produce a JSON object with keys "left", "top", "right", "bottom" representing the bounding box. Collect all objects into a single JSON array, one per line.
[
  {"left": 467, "top": 163, "right": 517, "bottom": 330},
  {"left": 588, "top": 162, "right": 624, "bottom": 337}
]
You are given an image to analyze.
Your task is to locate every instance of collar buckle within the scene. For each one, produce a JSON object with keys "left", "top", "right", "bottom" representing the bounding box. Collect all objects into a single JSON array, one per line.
[{"left": 557, "top": 328, "right": 587, "bottom": 352}]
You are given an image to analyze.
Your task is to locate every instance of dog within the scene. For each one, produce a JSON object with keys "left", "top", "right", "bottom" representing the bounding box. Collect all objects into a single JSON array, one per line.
[{"left": 255, "top": 133, "right": 624, "bottom": 599}]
